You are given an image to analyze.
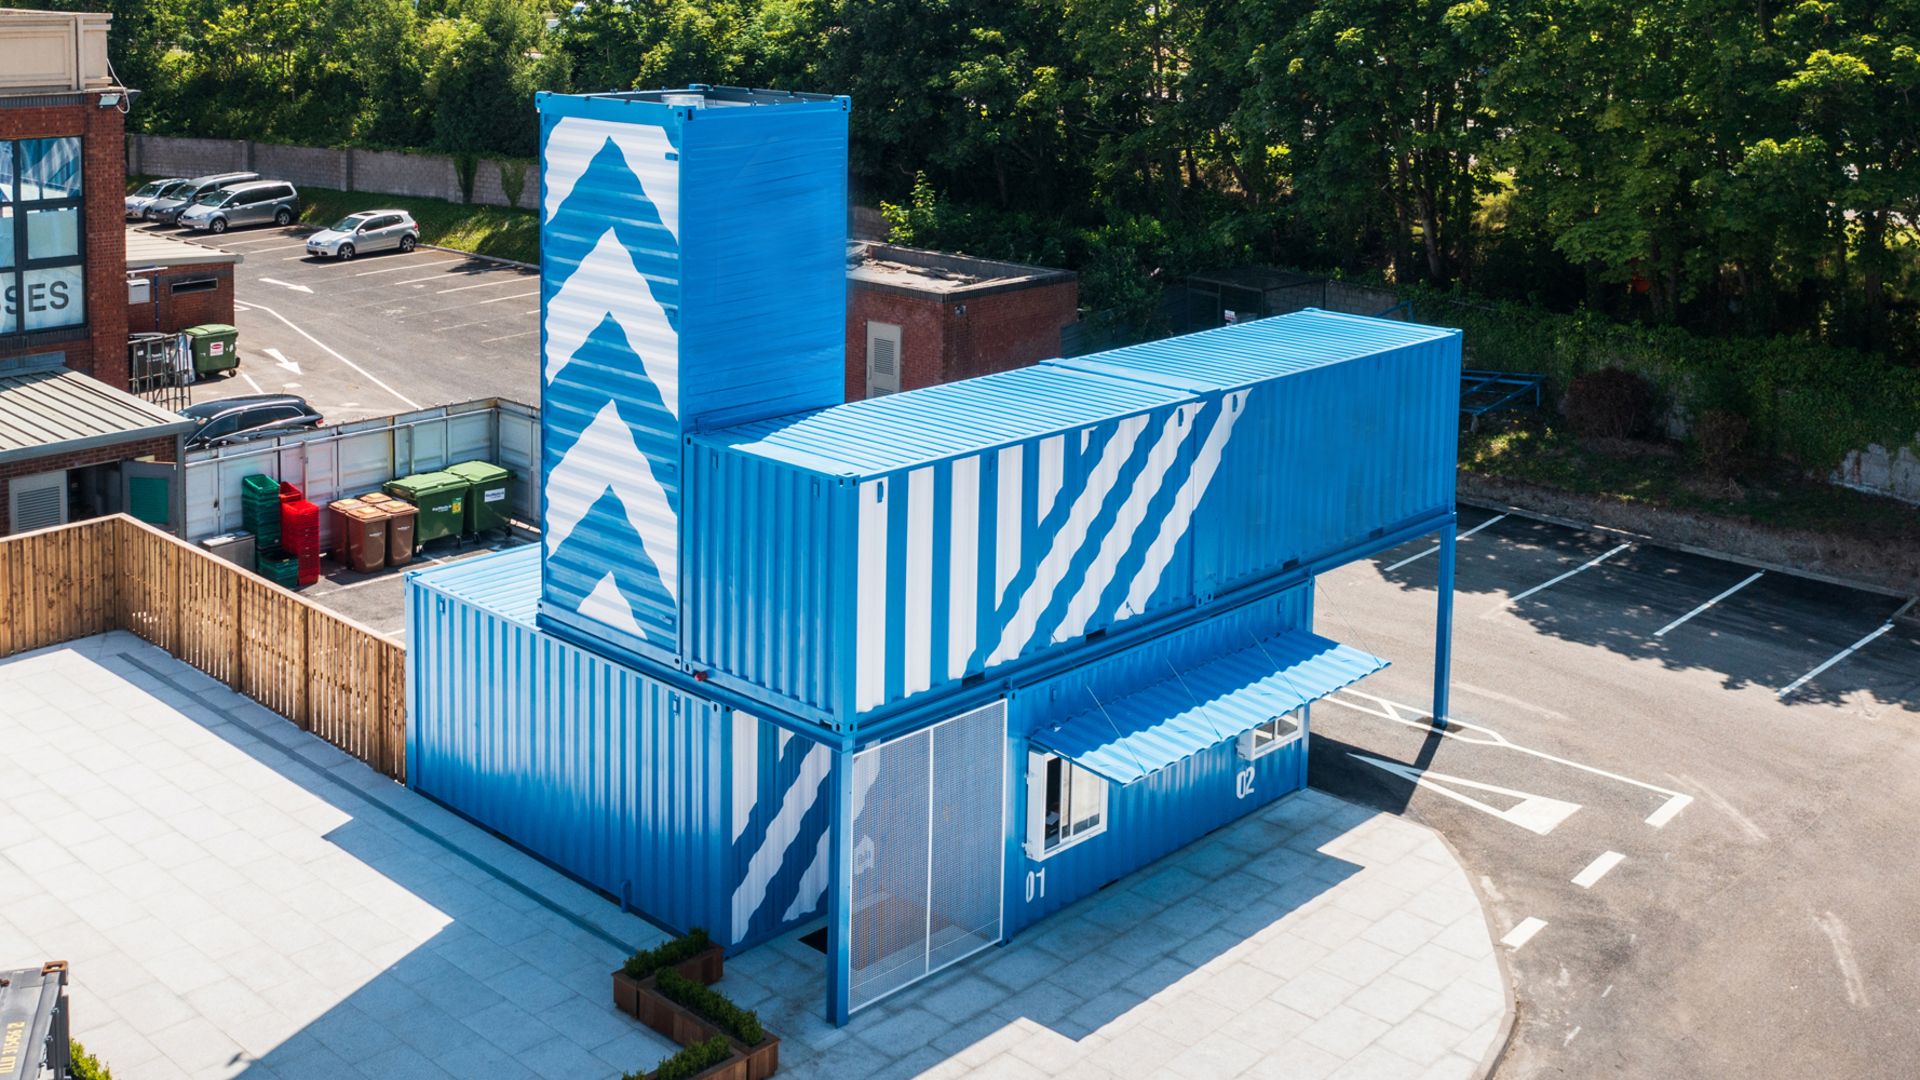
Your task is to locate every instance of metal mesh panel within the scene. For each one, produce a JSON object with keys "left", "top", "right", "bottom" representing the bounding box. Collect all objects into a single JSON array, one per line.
[
  {"left": 848, "top": 728, "right": 931, "bottom": 1009},
  {"left": 847, "top": 700, "right": 1006, "bottom": 1013},
  {"left": 928, "top": 700, "right": 1005, "bottom": 972}
]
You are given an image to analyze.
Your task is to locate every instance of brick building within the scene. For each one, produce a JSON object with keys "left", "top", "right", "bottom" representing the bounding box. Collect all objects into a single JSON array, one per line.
[
  {"left": 846, "top": 242, "right": 1077, "bottom": 398},
  {"left": 125, "top": 229, "right": 241, "bottom": 336},
  {"left": 1, "top": 9, "right": 190, "bottom": 535}
]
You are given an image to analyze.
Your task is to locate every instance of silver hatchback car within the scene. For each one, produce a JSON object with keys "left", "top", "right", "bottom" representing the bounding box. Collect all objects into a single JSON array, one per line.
[{"left": 304, "top": 211, "right": 421, "bottom": 259}]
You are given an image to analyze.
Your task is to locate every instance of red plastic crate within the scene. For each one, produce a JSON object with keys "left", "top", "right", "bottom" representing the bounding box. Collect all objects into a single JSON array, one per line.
[
  {"left": 297, "top": 553, "right": 321, "bottom": 587},
  {"left": 280, "top": 500, "right": 322, "bottom": 558},
  {"left": 278, "top": 480, "right": 304, "bottom": 504}
]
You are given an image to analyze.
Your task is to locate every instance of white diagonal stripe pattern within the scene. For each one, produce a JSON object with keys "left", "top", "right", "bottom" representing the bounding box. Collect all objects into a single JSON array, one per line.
[
  {"left": 1052, "top": 407, "right": 1195, "bottom": 642},
  {"left": 730, "top": 743, "right": 830, "bottom": 944},
  {"left": 987, "top": 415, "right": 1150, "bottom": 666},
  {"left": 1122, "top": 391, "right": 1248, "bottom": 615}
]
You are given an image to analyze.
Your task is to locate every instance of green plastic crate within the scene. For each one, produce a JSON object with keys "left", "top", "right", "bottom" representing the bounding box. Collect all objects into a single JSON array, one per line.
[{"left": 256, "top": 548, "right": 299, "bottom": 587}]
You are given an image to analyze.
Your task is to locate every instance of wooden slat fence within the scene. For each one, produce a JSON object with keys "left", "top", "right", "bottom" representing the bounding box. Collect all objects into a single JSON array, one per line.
[{"left": 2, "top": 515, "right": 407, "bottom": 782}]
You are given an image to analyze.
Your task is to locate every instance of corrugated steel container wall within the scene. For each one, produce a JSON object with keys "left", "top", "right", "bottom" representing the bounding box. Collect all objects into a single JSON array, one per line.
[
  {"left": 409, "top": 546, "right": 832, "bottom": 949},
  {"left": 682, "top": 446, "right": 843, "bottom": 720},
  {"left": 686, "top": 365, "right": 1203, "bottom": 723},
  {"left": 1051, "top": 309, "right": 1462, "bottom": 598},
  {"left": 535, "top": 90, "right": 849, "bottom": 668},
  {"left": 1003, "top": 584, "right": 1313, "bottom": 934}
]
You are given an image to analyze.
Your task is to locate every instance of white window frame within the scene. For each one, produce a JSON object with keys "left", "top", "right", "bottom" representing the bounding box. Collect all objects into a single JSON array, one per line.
[
  {"left": 1236, "top": 709, "right": 1305, "bottom": 761},
  {"left": 1025, "top": 749, "right": 1108, "bottom": 860}
]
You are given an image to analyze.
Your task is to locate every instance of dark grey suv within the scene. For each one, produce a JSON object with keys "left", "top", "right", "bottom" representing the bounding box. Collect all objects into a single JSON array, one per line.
[{"left": 181, "top": 394, "right": 324, "bottom": 448}]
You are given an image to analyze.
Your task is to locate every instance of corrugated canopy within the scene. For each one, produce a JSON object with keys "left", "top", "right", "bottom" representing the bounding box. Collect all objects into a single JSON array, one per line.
[
  {"left": 0, "top": 364, "right": 194, "bottom": 464},
  {"left": 1032, "top": 630, "right": 1387, "bottom": 785}
]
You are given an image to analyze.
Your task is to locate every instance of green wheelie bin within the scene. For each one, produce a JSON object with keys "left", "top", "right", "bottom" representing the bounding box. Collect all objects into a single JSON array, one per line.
[
  {"left": 182, "top": 324, "right": 240, "bottom": 377},
  {"left": 384, "top": 471, "right": 469, "bottom": 544},
  {"left": 444, "top": 461, "right": 513, "bottom": 536}
]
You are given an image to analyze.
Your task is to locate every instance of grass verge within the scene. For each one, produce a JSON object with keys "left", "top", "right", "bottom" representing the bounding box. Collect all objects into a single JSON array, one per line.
[
  {"left": 1462, "top": 417, "right": 1920, "bottom": 549},
  {"left": 295, "top": 186, "right": 537, "bottom": 264}
]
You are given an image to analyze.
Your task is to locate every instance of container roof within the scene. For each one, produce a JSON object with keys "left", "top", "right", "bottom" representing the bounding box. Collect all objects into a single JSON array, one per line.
[
  {"left": 0, "top": 362, "right": 194, "bottom": 465},
  {"left": 705, "top": 309, "right": 1456, "bottom": 476},
  {"left": 700, "top": 364, "right": 1189, "bottom": 475},
  {"left": 408, "top": 545, "right": 540, "bottom": 626},
  {"left": 1050, "top": 309, "right": 1457, "bottom": 392}
]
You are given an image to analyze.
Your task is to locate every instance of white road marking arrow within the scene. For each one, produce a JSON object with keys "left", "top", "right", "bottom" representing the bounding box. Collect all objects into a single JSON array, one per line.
[
  {"left": 258, "top": 277, "right": 313, "bottom": 294},
  {"left": 1348, "top": 752, "right": 1582, "bottom": 835},
  {"left": 263, "top": 347, "right": 302, "bottom": 376}
]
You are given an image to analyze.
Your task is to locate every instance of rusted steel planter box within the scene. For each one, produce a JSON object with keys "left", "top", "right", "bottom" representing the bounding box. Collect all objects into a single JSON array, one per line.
[{"left": 612, "top": 962, "right": 781, "bottom": 1080}]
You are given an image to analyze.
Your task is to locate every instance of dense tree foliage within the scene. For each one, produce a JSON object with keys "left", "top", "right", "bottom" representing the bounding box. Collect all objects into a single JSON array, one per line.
[{"left": 38, "top": 0, "right": 1920, "bottom": 357}]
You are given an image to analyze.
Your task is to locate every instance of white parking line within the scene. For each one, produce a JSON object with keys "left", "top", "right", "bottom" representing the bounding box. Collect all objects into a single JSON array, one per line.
[
  {"left": 437, "top": 275, "right": 536, "bottom": 294},
  {"left": 1502, "top": 917, "right": 1547, "bottom": 949},
  {"left": 238, "top": 370, "right": 264, "bottom": 394},
  {"left": 481, "top": 328, "right": 539, "bottom": 344},
  {"left": 1324, "top": 688, "right": 1695, "bottom": 827},
  {"left": 1572, "top": 851, "right": 1625, "bottom": 888},
  {"left": 474, "top": 289, "right": 540, "bottom": 306},
  {"left": 231, "top": 299, "right": 420, "bottom": 410},
  {"left": 355, "top": 258, "right": 464, "bottom": 277},
  {"left": 1654, "top": 571, "right": 1764, "bottom": 637},
  {"left": 205, "top": 233, "right": 304, "bottom": 247},
  {"left": 1484, "top": 542, "right": 1631, "bottom": 616},
  {"left": 1777, "top": 598, "right": 1917, "bottom": 699},
  {"left": 1384, "top": 513, "right": 1508, "bottom": 572}
]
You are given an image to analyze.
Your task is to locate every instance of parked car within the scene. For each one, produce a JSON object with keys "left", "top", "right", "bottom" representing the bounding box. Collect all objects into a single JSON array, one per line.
[
  {"left": 125, "top": 177, "right": 188, "bottom": 220},
  {"left": 145, "top": 171, "right": 259, "bottom": 225},
  {"left": 179, "top": 180, "right": 301, "bottom": 234},
  {"left": 304, "top": 210, "right": 420, "bottom": 260},
  {"left": 181, "top": 395, "right": 325, "bottom": 448}
]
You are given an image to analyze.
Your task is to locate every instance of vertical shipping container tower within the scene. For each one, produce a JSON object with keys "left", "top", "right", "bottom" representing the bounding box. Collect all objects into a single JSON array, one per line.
[
  {"left": 536, "top": 85, "right": 850, "bottom": 666},
  {"left": 409, "top": 85, "right": 1464, "bottom": 1028}
]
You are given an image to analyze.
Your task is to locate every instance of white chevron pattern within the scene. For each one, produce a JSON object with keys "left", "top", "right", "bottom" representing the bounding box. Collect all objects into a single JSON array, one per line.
[
  {"left": 543, "top": 227, "right": 679, "bottom": 407},
  {"left": 578, "top": 570, "right": 646, "bottom": 639},
  {"left": 543, "top": 119, "right": 680, "bottom": 238},
  {"left": 544, "top": 399, "right": 679, "bottom": 605}
]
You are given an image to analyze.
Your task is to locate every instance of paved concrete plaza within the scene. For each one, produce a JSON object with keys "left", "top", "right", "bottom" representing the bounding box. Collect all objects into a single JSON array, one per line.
[{"left": 1, "top": 633, "right": 1508, "bottom": 1079}]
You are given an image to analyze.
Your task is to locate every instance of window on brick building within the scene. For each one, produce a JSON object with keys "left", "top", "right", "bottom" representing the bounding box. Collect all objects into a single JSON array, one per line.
[{"left": 1, "top": 137, "right": 87, "bottom": 338}]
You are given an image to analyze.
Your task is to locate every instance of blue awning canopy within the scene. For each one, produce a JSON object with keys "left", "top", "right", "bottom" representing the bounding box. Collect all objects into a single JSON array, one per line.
[{"left": 1031, "top": 631, "right": 1387, "bottom": 785}]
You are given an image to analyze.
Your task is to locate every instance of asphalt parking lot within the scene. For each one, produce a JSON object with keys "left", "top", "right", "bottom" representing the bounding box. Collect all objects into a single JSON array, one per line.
[
  {"left": 139, "top": 223, "right": 540, "bottom": 423},
  {"left": 1313, "top": 505, "right": 1920, "bottom": 1079}
]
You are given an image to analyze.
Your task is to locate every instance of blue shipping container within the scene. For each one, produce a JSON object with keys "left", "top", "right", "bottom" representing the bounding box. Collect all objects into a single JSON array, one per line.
[
  {"left": 687, "top": 364, "right": 1201, "bottom": 724},
  {"left": 1052, "top": 309, "right": 1461, "bottom": 597},
  {"left": 407, "top": 546, "right": 834, "bottom": 950},
  {"left": 687, "top": 310, "right": 1460, "bottom": 729},
  {"left": 536, "top": 87, "right": 850, "bottom": 669}
]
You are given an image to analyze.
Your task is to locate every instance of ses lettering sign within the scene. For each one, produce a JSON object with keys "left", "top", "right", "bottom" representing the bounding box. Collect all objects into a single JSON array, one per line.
[{"left": 0, "top": 267, "right": 85, "bottom": 334}]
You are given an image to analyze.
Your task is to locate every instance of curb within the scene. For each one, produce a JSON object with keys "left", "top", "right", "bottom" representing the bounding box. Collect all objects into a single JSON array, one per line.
[
  {"left": 1457, "top": 495, "right": 1919, "bottom": 604},
  {"left": 421, "top": 242, "right": 536, "bottom": 271}
]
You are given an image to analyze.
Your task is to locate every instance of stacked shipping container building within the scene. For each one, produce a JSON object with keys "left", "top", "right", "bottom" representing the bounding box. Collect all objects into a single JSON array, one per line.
[{"left": 408, "top": 85, "right": 1465, "bottom": 1024}]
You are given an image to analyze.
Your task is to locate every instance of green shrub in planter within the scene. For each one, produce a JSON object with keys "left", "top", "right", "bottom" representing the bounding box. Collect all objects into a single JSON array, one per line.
[
  {"left": 71, "top": 1041, "right": 115, "bottom": 1080},
  {"left": 622, "top": 927, "right": 715, "bottom": 980},
  {"left": 654, "top": 969, "right": 767, "bottom": 1045},
  {"left": 630, "top": 1036, "right": 731, "bottom": 1080}
]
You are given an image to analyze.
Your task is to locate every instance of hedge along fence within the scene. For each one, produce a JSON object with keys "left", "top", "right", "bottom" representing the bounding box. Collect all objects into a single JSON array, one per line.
[
  {"left": 2, "top": 515, "right": 408, "bottom": 782},
  {"left": 1436, "top": 298, "right": 1920, "bottom": 472},
  {"left": 125, "top": 134, "right": 538, "bottom": 211}
]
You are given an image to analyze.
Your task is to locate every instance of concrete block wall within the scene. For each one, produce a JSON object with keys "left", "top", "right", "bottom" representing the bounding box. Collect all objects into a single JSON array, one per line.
[
  {"left": 126, "top": 135, "right": 539, "bottom": 210},
  {"left": 1833, "top": 438, "right": 1920, "bottom": 507},
  {"left": 251, "top": 142, "right": 349, "bottom": 190}
]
